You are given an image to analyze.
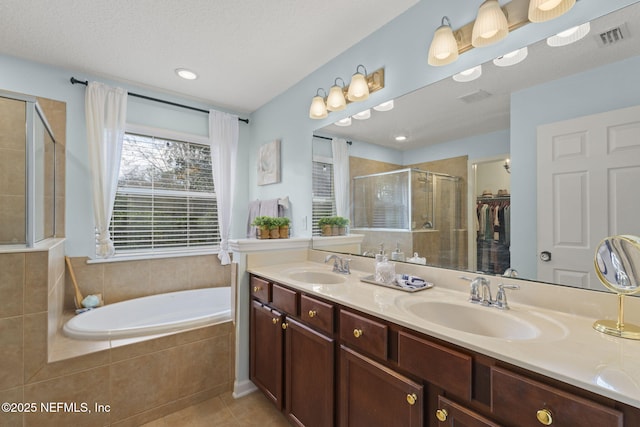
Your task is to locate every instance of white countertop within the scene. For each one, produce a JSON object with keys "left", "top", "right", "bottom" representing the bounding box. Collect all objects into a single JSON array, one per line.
[{"left": 248, "top": 260, "right": 640, "bottom": 409}]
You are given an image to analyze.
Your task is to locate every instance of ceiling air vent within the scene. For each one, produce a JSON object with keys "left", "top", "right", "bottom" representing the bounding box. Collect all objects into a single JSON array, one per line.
[
  {"left": 457, "top": 89, "right": 492, "bottom": 104},
  {"left": 596, "top": 23, "right": 629, "bottom": 47}
]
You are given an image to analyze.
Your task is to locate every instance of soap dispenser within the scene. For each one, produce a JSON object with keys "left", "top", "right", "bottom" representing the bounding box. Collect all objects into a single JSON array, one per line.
[
  {"left": 391, "top": 242, "right": 405, "bottom": 262},
  {"left": 375, "top": 256, "right": 396, "bottom": 285}
]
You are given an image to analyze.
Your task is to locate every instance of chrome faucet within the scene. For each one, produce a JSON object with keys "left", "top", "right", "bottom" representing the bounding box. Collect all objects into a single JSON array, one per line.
[
  {"left": 494, "top": 284, "right": 520, "bottom": 310},
  {"left": 460, "top": 276, "right": 519, "bottom": 309},
  {"left": 460, "top": 276, "right": 492, "bottom": 305},
  {"left": 325, "top": 254, "right": 351, "bottom": 274}
]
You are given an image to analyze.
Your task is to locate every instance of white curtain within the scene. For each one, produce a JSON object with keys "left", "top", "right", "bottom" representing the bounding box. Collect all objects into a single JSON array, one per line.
[
  {"left": 85, "top": 82, "right": 128, "bottom": 258},
  {"left": 209, "top": 110, "right": 239, "bottom": 265},
  {"left": 331, "top": 138, "right": 350, "bottom": 220}
]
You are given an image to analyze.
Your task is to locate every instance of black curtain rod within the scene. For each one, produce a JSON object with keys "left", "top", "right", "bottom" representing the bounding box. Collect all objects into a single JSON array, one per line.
[
  {"left": 313, "top": 134, "right": 352, "bottom": 145},
  {"left": 70, "top": 77, "right": 249, "bottom": 124}
]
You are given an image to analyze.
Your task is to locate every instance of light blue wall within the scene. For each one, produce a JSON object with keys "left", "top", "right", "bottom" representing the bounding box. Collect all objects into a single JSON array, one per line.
[
  {"left": 247, "top": 0, "right": 637, "bottom": 239},
  {"left": 0, "top": 54, "right": 250, "bottom": 256},
  {"left": 510, "top": 54, "right": 640, "bottom": 279},
  {"left": 403, "top": 130, "right": 510, "bottom": 164}
]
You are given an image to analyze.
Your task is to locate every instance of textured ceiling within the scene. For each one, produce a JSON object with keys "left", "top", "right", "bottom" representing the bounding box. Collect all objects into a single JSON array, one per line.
[{"left": 0, "top": 0, "right": 418, "bottom": 113}]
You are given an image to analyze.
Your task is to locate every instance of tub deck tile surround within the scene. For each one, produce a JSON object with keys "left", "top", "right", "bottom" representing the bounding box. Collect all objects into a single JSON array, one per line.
[{"left": 0, "top": 243, "right": 236, "bottom": 427}]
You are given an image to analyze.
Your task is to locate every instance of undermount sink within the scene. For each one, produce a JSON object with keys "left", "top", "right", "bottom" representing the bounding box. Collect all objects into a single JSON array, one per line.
[
  {"left": 286, "top": 270, "right": 347, "bottom": 285},
  {"left": 397, "top": 299, "right": 567, "bottom": 341}
]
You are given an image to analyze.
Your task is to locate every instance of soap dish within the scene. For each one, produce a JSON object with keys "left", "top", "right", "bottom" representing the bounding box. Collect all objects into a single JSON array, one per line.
[{"left": 359, "top": 275, "right": 434, "bottom": 293}]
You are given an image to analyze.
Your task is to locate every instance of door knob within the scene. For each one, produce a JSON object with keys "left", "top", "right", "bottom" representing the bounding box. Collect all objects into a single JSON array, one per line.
[
  {"left": 435, "top": 408, "right": 448, "bottom": 422},
  {"left": 540, "top": 251, "right": 552, "bottom": 262}
]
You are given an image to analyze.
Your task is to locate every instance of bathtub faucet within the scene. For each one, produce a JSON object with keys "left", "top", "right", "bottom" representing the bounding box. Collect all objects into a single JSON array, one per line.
[{"left": 325, "top": 254, "right": 351, "bottom": 275}]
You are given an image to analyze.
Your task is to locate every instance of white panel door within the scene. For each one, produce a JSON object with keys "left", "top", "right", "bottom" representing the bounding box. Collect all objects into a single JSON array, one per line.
[{"left": 537, "top": 105, "right": 640, "bottom": 289}]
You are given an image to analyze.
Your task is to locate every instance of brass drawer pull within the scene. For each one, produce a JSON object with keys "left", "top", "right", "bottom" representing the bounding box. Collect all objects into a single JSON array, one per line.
[
  {"left": 536, "top": 408, "right": 553, "bottom": 425},
  {"left": 282, "top": 322, "right": 288, "bottom": 330},
  {"left": 406, "top": 393, "right": 418, "bottom": 406},
  {"left": 353, "top": 328, "right": 363, "bottom": 338},
  {"left": 435, "top": 408, "right": 448, "bottom": 422},
  {"left": 253, "top": 286, "right": 261, "bottom": 292},
  {"left": 272, "top": 317, "right": 279, "bottom": 325},
  {"left": 308, "top": 310, "right": 317, "bottom": 318}
]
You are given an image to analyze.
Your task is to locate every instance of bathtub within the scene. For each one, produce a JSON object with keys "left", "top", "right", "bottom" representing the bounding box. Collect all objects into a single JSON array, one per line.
[{"left": 63, "top": 287, "right": 232, "bottom": 340}]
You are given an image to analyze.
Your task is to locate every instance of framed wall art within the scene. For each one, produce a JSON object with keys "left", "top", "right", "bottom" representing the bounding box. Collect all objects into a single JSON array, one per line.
[{"left": 257, "top": 139, "right": 281, "bottom": 185}]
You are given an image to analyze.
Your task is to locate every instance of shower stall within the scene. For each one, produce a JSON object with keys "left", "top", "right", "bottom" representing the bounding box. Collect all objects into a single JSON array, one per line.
[
  {"left": 0, "top": 90, "right": 58, "bottom": 247},
  {"left": 351, "top": 168, "right": 466, "bottom": 269}
]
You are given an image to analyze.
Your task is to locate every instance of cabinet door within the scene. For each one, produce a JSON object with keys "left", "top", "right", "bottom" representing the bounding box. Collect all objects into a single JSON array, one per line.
[
  {"left": 434, "top": 395, "right": 501, "bottom": 427},
  {"left": 250, "top": 301, "right": 284, "bottom": 409},
  {"left": 285, "top": 317, "right": 335, "bottom": 427},
  {"left": 340, "top": 346, "right": 423, "bottom": 427}
]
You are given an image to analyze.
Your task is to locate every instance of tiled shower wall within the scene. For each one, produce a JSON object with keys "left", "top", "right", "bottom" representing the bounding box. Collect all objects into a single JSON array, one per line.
[{"left": 0, "top": 246, "right": 234, "bottom": 427}]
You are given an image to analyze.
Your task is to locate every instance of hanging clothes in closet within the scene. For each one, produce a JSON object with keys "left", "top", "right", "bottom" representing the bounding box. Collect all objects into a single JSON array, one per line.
[{"left": 476, "top": 197, "right": 510, "bottom": 274}]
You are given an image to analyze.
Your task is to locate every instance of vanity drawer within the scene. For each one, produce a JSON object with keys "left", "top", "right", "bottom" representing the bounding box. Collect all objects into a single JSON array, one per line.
[
  {"left": 491, "top": 366, "right": 623, "bottom": 427},
  {"left": 271, "top": 283, "right": 298, "bottom": 315},
  {"left": 340, "top": 309, "right": 388, "bottom": 360},
  {"left": 300, "top": 294, "right": 334, "bottom": 335},
  {"left": 397, "top": 331, "right": 472, "bottom": 400},
  {"left": 250, "top": 276, "right": 271, "bottom": 303}
]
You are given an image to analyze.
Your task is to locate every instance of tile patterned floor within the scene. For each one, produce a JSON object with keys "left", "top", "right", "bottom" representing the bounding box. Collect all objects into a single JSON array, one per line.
[{"left": 140, "top": 391, "right": 291, "bottom": 427}]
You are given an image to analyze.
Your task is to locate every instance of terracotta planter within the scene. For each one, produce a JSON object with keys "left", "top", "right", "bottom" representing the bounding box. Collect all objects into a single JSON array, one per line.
[{"left": 279, "top": 226, "right": 289, "bottom": 238}]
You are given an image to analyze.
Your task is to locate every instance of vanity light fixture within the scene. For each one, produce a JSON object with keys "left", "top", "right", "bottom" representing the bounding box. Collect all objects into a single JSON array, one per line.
[
  {"left": 347, "top": 65, "right": 370, "bottom": 102},
  {"left": 428, "top": 16, "right": 459, "bottom": 66},
  {"left": 528, "top": 0, "right": 575, "bottom": 23},
  {"left": 453, "top": 65, "right": 482, "bottom": 82},
  {"left": 472, "top": 0, "right": 509, "bottom": 47},
  {"left": 327, "top": 78, "right": 347, "bottom": 112},
  {"left": 493, "top": 47, "right": 528, "bottom": 67},
  {"left": 175, "top": 68, "right": 198, "bottom": 80},
  {"left": 352, "top": 109, "right": 371, "bottom": 120},
  {"left": 547, "top": 22, "right": 591, "bottom": 47},
  {"left": 309, "top": 88, "right": 328, "bottom": 119},
  {"left": 309, "top": 67, "right": 384, "bottom": 120},
  {"left": 373, "top": 100, "right": 394, "bottom": 112},
  {"left": 334, "top": 117, "right": 352, "bottom": 127}
]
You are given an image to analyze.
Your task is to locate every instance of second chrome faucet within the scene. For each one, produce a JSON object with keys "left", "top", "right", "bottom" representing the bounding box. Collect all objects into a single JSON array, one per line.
[{"left": 460, "top": 276, "right": 519, "bottom": 310}]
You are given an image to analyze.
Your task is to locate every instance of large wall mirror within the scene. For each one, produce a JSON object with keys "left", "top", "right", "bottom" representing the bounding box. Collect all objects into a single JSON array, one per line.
[{"left": 312, "top": 2, "right": 640, "bottom": 292}]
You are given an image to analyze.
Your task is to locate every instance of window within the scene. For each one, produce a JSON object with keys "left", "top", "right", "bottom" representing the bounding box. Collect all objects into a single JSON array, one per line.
[
  {"left": 312, "top": 160, "right": 336, "bottom": 235},
  {"left": 108, "top": 131, "right": 219, "bottom": 254}
]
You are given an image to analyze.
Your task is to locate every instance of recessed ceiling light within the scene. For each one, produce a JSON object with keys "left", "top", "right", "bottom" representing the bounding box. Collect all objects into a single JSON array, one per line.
[
  {"left": 175, "top": 68, "right": 198, "bottom": 80},
  {"left": 452, "top": 65, "right": 482, "bottom": 82},
  {"left": 353, "top": 109, "right": 371, "bottom": 120},
  {"left": 493, "top": 47, "right": 528, "bottom": 67},
  {"left": 547, "top": 22, "right": 590, "bottom": 47},
  {"left": 373, "top": 100, "right": 395, "bottom": 112},
  {"left": 395, "top": 135, "right": 408, "bottom": 142},
  {"left": 334, "top": 117, "right": 352, "bottom": 127}
]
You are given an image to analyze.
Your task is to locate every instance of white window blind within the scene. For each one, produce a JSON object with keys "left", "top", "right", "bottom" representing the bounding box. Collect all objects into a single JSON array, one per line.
[
  {"left": 108, "top": 133, "right": 219, "bottom": 253},
  {"left": 312, "top": 161, "right": 336, "bottom": 235}
]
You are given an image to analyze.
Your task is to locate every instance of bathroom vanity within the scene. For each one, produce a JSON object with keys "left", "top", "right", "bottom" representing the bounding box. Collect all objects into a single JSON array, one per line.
[{"left": 248, "top": 257, "right": 640, "bottom": 427}]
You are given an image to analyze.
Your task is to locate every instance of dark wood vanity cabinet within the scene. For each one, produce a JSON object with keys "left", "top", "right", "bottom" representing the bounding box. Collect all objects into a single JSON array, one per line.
[
  {"left": 250, "top": 301, "right": 284, "bottom": 409},
  {"left": 250, "top": 276, "right": 335, "bottom": 427},
  {"left": 285, "top": 317, "right": 335, "bottom": 427},
  {"left": 249, "top": 274, "right": 639, "bottom": 427},
  {"left": 340, "top": 345, "right": 423, "bottom": 427}
]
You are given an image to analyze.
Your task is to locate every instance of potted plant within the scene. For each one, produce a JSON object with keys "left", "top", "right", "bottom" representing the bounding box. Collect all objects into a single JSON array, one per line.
[
  {"left": 266, "top": 216, "right": 280, "bottom": 239},
  {"left": 335, "top": 216, "right": 349, "bottom": 235},
  {"left": 251, "top": 216, "right": 271, "bottom": 239},
  {"left": 318, "top": 216, "right": 334, "bottom": 236},
  {"left": 275, "top": 217, "right": 290, "bottom": 238}
]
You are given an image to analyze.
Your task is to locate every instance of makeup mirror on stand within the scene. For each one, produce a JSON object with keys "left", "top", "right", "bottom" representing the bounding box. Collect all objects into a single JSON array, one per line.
[{"left": 593, "top": 235, "right": 640, "bottom": 339}]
